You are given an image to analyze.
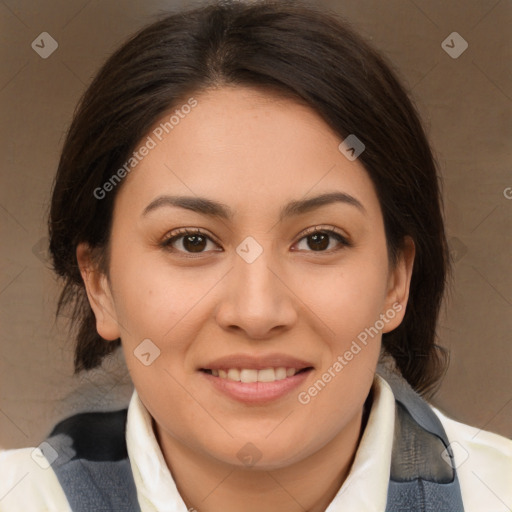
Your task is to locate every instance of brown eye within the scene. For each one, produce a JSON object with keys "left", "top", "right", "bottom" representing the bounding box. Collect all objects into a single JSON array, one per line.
[
  {"left": 294, "top": 228, "right": 350, "bottom": 253},
  {"left": 161, "top": 229, "right": 218, "bottom": 254},
  {"left": 307, "top": 232, "right": 330, "bottom": 251},
  {"left": 180, "top": 233, "right": 208, "bottom": 252}
]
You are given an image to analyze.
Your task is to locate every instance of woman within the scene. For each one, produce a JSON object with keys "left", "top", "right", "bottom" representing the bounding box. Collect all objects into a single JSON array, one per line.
[{"left": 1, "top": 1, "right": 510, "bottom": 511}]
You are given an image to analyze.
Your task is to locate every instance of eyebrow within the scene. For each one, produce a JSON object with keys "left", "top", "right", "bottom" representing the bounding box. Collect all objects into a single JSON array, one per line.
[{"left": 142, "top": 191, "right": 366, "bottom": 221}]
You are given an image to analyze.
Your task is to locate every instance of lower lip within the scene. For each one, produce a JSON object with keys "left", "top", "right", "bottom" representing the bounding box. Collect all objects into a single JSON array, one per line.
[{"left": 200, "top": 369, "right": 313, "bottom": 405}]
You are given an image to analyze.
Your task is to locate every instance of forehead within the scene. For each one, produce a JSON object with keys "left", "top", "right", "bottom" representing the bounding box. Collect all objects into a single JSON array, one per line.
[{"left": 113, "top": 86, "right": 381, "bottom": 222}]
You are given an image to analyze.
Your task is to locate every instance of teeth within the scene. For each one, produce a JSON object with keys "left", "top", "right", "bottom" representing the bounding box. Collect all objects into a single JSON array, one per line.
[
  {"left": 209, "top": 367, "right": 301, "bottom": 383},
  {"left": 227, "top": 368, "right": 241, "bottom": 381},
  {"left": 275, "top": 367, "right": 287, "bottom": 380},
  {"left": 240, "top": 369, "right": 258, "bottom": 383},
  {"left": 257, "top": 368, "right": 276, "bottom": 382}
]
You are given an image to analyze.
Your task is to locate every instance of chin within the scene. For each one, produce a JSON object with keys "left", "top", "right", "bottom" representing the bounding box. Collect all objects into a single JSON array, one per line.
[{"left": 206, "top": 434, "right": 312, "bottom": 470}]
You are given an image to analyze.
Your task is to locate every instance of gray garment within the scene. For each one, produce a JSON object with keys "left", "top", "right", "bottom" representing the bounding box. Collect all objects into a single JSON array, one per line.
[
  {"left": 44, "top": 369, "right": 464, "bottom": 511},
  {"left": 381, "top": 364, "right": 465, "bottom": 511}
]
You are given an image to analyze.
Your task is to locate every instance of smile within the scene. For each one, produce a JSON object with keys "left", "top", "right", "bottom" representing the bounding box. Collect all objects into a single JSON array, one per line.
[
  {"left": 201, "top": 367, "right": 311, "bottom": 383},
  {"left": 199, "top": 366, "right": 313, "bottom": 404}
]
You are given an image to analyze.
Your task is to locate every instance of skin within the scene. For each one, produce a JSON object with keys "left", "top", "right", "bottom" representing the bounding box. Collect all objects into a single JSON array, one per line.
[{"left": 77, "top": 86, "right": 415, "bottom": 512}]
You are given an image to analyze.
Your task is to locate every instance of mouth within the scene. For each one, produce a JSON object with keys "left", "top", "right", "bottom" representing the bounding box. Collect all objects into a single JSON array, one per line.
[
  {"left": 199, "top": 366, "right": 313, "bottom": 383},
  {"left": 198, "top": 356, "right": 314, "bottom": 404}
]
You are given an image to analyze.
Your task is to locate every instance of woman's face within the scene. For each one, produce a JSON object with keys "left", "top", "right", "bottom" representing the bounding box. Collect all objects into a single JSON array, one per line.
[{"left": 79, "top": 86, "right": 413, "bottom": 470}]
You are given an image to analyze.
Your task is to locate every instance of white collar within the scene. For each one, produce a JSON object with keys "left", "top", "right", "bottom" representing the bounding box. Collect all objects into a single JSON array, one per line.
[{"left": 126, "top": 374, "right": 395, "bottom": 512}]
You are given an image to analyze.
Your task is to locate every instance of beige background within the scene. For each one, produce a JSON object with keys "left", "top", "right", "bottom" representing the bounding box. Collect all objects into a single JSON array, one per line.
[{"left": 0, "top": 0, "right": 510, "bottom": 449}]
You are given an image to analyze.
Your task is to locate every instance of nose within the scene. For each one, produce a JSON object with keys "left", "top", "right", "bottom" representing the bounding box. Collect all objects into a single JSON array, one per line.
[{"left": 214, "top": 241, "right": 298, "bottom": 339}]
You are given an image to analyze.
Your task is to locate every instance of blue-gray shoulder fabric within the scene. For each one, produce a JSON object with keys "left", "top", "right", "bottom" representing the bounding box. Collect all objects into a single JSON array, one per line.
[
  {"left": 381, "top": 366, "right": 465, "bottom": 512},
  {"left": 44, "top": 372, "right": 464, "bottom": 511},
  {"left": 45, "top": 409, "right": 141, "bottom": 511}
]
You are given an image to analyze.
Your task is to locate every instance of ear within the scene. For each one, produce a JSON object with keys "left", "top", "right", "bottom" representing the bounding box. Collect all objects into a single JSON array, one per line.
[
  {"left": 76, "top": 243, "right": 121, "bottom": 341},
  {"left": 382, "top": 236, "right": 415, "bottom": 333}
]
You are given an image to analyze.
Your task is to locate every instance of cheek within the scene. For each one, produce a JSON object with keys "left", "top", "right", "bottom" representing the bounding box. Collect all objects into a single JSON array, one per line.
[
  {"left": 305, "top": 251, "right": 390, "bottom": 346},
  {"left": 293, "top": 259, "right": 386, "bottom": 428},
  {"left": 109, "top": 246, "right": 215, "bottom": 342}
]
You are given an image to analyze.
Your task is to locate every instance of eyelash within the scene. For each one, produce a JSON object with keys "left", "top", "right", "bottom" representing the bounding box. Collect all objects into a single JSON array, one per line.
[{"left": 160, "top": 225, "right": 352, "bottom": 258}]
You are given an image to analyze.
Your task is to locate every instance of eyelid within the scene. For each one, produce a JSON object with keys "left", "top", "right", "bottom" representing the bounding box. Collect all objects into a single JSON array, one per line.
[
  {"left": 161, "top": 227, "right": 220, "bottom": 249},
  {"left": 295, "top": 224, "right": 351, "bottom": 246},
  {"left": 160, "top": 225, "right": 351, "bottom": 255}
]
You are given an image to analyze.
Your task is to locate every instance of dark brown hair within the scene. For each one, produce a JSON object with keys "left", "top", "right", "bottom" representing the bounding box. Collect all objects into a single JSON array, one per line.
[{"left": 49, "top": 0, "right": 450, "bottom": 396}]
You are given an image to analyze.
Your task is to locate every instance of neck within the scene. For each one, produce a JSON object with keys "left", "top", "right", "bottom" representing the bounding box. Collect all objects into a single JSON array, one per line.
[{"left": 153, "top": 392, "right": 372, "bottom": 512}]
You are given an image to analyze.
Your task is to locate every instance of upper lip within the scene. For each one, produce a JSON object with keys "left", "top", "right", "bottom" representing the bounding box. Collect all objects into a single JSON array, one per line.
[{"left": 199, "top": 353, "right": 314, "bottom": 371}]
